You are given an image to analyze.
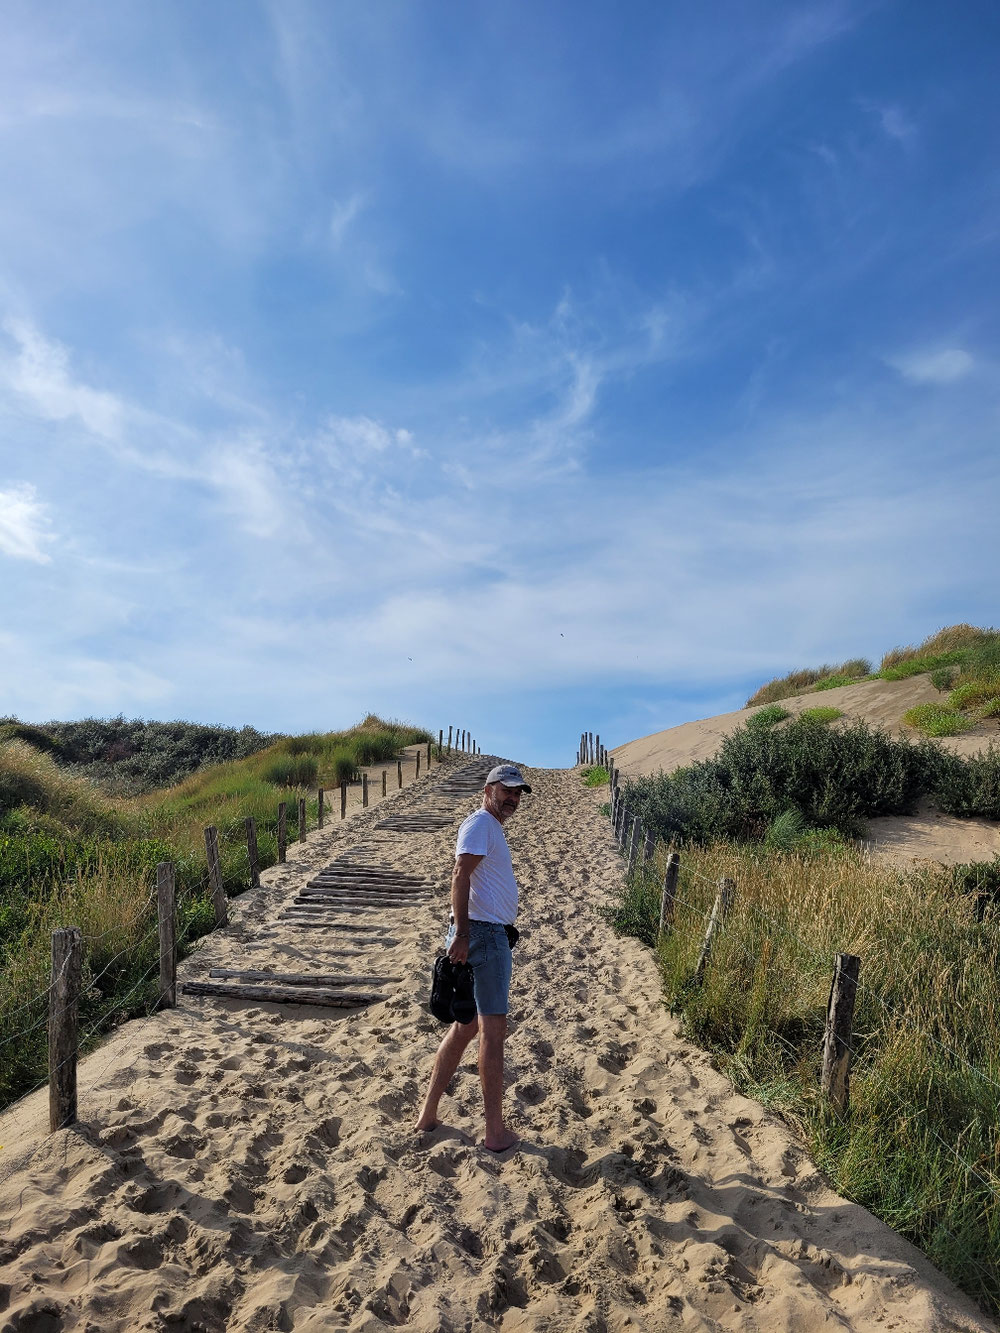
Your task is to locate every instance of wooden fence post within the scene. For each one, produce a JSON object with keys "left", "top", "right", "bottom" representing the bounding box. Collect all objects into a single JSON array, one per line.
[
  {"left": 659, "top": 852, "right": 680, "bottom": 937},
  {"left": 363, "top": 774, "right": 369, "bottom": 807},
  {"left": 157, "top": 862, "right": 177, "bottom": 1009},
  {"left": 694, "top": 878, "right": 736, "bottom": 984},
  {"left": 245, "top": 817, "right": 260, "bottom": 889},
  {"left": 277, "top": 803, "right": 287, "bottom": 862},
  {"left": 49, "top": 926, "right": 82, "bottom": 1132},
  {"left": 204, "top": 826, "right": 228, "bottom": 924},
  {"left": 416, "top": 749, "right": 421, "bottom": 778},
  {"left": 341, "top": 780, "right": 347, "bottom": 819},
  {"left": 397, "top": 759, "right": 403, "bottom": 789},
  {"left": 382, "top": 769, "right": 387, "bottom": 797},
  {"left": 427, "top": 739, "right": 432, "bottom": 767},
  {"left": 317, "top": 789, "right": 324, "bottom": 829},
  {"left": 627, "top": 816, "right": 641, "bottom": 877},
  {"left": 447, "top": 726, "right": 453, "bottom": 755},
  {"left": 438, "top": 729, "right": 443, "bottom": 758},
  {"left": 821, "top": 953, "right": 862, "bottom": 1117}
]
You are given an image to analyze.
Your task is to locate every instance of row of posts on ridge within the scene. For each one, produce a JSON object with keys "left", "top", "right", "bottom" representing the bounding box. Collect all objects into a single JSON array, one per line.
[
  {"left": 47, "top": 724, "right": 479, "bottom": 1134},
  {"left": 582, "top": 732, "right": 862, "bottom": 1119}
]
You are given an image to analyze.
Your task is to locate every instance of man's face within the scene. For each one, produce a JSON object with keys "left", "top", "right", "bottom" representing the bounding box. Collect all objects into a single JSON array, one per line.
[{"left": 484, "top": 782, "right": 522, "bottom": 823}]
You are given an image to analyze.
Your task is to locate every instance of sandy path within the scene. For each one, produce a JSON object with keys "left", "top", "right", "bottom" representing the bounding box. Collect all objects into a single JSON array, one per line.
[{"left": 0, "top": 760, "right": 993, "bottom": 1332}]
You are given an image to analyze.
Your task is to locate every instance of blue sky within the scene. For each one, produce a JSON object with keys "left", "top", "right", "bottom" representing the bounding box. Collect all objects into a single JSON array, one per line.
[{"left": 1, "top": 1, "right": 998, "bottom": 767}]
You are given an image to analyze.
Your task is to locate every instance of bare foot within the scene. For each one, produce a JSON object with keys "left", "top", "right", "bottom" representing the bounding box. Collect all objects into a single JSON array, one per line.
[
  {"left": 413, "top": 1118, "right": 440, "bottom": 1134},
  {"left": 482, "top": 1129, "right": 520, "bottom": 1153}
]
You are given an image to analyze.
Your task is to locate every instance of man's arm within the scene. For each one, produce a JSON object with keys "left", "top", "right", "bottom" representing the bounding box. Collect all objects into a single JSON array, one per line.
[{"left": 448, "top": 852, "right": 484, "bottom": 964}]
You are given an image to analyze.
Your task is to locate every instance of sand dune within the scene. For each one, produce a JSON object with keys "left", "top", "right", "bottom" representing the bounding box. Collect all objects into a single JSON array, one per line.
[
  {"left": 0, "top": 757, "right": 993, "bottom": 1331},
  {"left": 612, "top": 676, "right": 1000, "bottom": 868}
]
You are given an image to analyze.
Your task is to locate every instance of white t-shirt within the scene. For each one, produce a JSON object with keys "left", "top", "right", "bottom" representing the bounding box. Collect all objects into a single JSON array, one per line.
[{"left": 456, "top": 808, "right": 518, "bottom": 925}]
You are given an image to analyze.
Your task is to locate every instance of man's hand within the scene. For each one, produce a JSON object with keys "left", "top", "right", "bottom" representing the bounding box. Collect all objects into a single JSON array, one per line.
[{"left": 448, "top": 933, "right": 470, "bottom": 965}]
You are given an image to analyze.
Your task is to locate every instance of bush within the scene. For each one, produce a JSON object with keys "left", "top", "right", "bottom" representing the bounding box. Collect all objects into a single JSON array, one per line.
[
  {"left": 582, "top": 765, "right": 609, "bottom": 787},
  {"left": 624, "top": 717, "right": 927, "bottom": 845},
  {"left": 262, "top": 755, "right": 319, "bottom": 787},
  {"left": 931, "top": 667, "right": 958, "bottom": 692},
  {"left": 949, "top": 682, "right": 1000, "bottom": 711},
  {"left": 930, "top": 750, "right": 1000, "bottom": 820},
  {"left": 746, "top": 705, "right": 790, "bottom": 730},
  {"left": 328, "top": 749, "right": 359, "bottom": 783},
  {"left": 799, "top": 707, "right": 842, "bottom": 724},
  {"left": 902, "top": 704, "right": 974, "bottom": 738}
]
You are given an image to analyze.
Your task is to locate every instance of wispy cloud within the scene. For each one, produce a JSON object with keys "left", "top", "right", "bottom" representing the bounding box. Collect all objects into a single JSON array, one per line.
[
  {"left": 0, "top": 483, "right": 53, "bottom": 563},
  {"left": 887, "top": 347, "right": 975, "bottom": 385}
]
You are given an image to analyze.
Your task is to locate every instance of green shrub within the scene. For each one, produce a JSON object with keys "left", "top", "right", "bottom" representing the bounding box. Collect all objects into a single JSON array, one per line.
[
  {"left": 624, "top": 716, "right": 927, "bottom": 845},
  {"left": 930, "top": 750, "right": 1000, "bottom": 820},
  {"left": 799, "top": 707, "right": 843, "bottom": 724},
  {"left": 879, "top": 652, "right": 968, "bottom": 681},
  {"left": 931, "top": 667, "right": 958, "bottom": 692},
  {"left": 903, "top": 703, "right": 974, "bottom": 738},
  {"left": 979, "top": 699, "right": 1000, "bottom": 719},
  {"left": 328, "top": 749, "right": 359, "bottom": 783},
  {"left": 746, "top": 705, "right": 790, "bottom": 730},
  {"left": 262, "top": 755, "right": 320, "bottom": 787},
  {"left": 582, "top": 765, "right": 609, "bottom": 787},
  {"left": 949, "top": 682, "right": 1000, "bottom": 711}
]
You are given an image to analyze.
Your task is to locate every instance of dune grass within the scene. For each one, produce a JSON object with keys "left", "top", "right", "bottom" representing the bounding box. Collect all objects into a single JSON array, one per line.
[
  {"left": 605, "top": 838, "right": 1000, "bottom": 1314},
  {"left": 799, "top": 706, "right": 843, "bottom": 724},
  {"left": 581, "top": 765, "right": 609, "bottom": 787},
  {"left": 0, "top": 714, "right": 431, "bottom": 1111}
]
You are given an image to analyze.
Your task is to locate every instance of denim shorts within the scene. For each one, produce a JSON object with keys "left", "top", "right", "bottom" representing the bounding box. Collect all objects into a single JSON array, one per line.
[{"left": 445, "top": 919, "right": 513, "bottom": 1017}]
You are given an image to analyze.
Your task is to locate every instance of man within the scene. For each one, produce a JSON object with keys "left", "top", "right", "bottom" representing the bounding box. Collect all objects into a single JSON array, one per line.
[{"left": 414, "top": 762, "right": 531, "bottom": 1152}]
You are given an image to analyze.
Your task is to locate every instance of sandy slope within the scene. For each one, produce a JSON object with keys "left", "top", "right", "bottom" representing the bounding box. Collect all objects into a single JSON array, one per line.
[
  {"left": 612, "top": 676, "right": 1000, "bottom": 868},
  {"left": 0, "top": 759, "right": 992, "bottom": 1332}
]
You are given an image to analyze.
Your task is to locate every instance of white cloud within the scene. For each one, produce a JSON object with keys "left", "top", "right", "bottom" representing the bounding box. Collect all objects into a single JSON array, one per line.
[
  {"left": 887, "top": 347, "right": 975, "bottom": 385},
  {"left": 0, "top": 483, "right": 53, "bottom": 563},
  {"left": 2, "top": 318, "right": 124, "bottom": 438}
]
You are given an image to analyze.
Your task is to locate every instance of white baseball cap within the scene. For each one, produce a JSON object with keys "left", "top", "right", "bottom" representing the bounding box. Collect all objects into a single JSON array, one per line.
[{"left": 486, "top": 763, "right": 532, "bottom": 793}]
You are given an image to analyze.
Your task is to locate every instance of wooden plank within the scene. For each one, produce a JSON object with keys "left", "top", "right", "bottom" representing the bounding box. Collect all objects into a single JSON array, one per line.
[
  {"left": 312, "top": 869, "right": 429, "bottom": 883},
  {"left": 181, "top": 981, "right": 384, "bottom": 1008},
  {"left": 278, "top": 914, "right": 390, "bottom": 932},
  {"left": 210, "top": 968, "right": 401, "bottom": 986}
]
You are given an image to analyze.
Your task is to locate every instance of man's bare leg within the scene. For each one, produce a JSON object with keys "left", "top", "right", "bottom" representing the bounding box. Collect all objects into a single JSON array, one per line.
[
  {"left": 414, "top": 1019, "right": 479, "bottom": 1131},
  {"left": 478, "top": 1013, "right": 519, "bottom": 1151}
]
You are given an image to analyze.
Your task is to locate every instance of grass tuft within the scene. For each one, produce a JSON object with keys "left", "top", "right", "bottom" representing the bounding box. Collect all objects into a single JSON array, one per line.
[
  {"left": 902, "top": 704, "right": 974, "bottom": 738},
  {"left": 581, "top": 765, "right": 609, "bottom": 787},
  {"left": 799, "top": 706, "right": 843, "bottom": 724}
]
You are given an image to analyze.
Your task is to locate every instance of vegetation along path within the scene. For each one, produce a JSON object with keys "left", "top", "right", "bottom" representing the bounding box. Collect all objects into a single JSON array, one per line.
[{"left": 0, "top": 760, "right": 991, "bottom": 1332}]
